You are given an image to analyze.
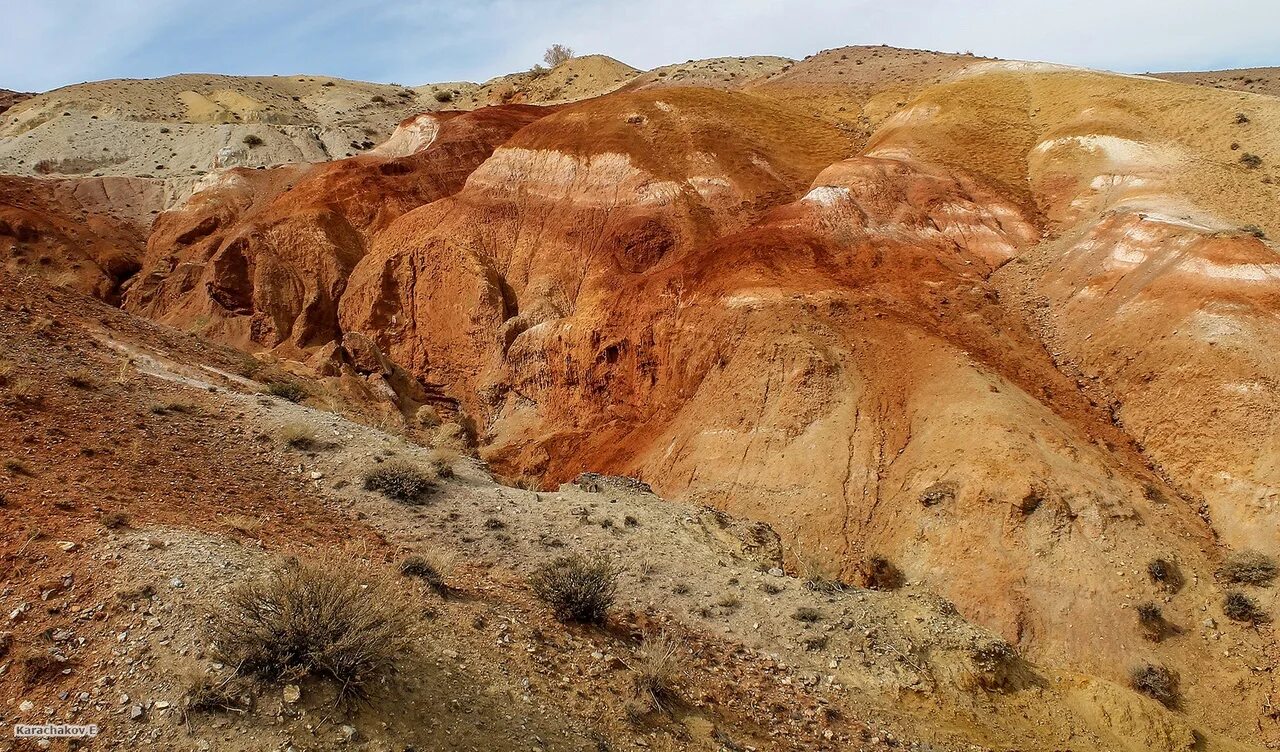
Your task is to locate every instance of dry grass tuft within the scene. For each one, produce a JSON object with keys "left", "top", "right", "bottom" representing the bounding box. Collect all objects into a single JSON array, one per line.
[
  {"left": 529, "top": 553, "right": 620, "bottom": 624},
  {"left": 207, "top": 559, "right": 413, "bottom": 702},
  {"left": 181, "top": 673, "right": 253, "bottom": 717},
  {"left": 279, "top": 423, "right": 321, "bottom": 451},
  {"left": 630, "top": 634, "right": 685, "bottom": 712},
  {"left": 425, "top": 448, "right": 459, "bottom": 479},
  {"left": 399, "top": 547, "right": 455, "bottom": 595}
]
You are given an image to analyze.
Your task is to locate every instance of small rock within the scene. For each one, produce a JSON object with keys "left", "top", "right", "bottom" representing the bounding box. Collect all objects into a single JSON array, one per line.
[
  {"left": 340, "top": 724, "right": 358, "bottom": 742},
  {"left": 130, "top": 704, "right": 145, "bottom": 721},
  {"left": 170, "top": 577, "right": 185, "bottom": 589},
  {"left": 154, "top": 700, "right": 170, "bottom": 710},
  {"left": 309, "top": 471, "right": 324, "bottom": 480},
  {"left": 57, "top": 541, "right": 78, "bottom": 552},
  {"left": 768, "top": 567, "right": 784, "bottom": 577},
  {"left": 283, "top": 684, "right": 301, "bottom": 704},
  {"left": 19, "top": 700, "right": 34, "bottom": 712}
]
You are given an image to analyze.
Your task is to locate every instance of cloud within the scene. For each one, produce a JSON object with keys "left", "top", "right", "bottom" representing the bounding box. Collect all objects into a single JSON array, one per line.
[{"left": 2, "top": 0, "right": 1276, "bottom": 92}]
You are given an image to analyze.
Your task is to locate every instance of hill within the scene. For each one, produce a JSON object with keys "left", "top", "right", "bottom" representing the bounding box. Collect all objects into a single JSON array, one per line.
[{"left": 1, "top": 47, "right": 1278, "bottom": 751}]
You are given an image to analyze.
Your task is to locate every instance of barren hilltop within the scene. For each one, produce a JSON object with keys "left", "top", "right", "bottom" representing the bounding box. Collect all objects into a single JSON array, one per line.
[{"left": 0, "top": 45, "right": 1277, "bottom": 751}]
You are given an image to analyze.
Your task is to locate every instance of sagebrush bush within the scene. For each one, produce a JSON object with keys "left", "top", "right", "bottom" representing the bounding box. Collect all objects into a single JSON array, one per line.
[
  {"left": 264, "top": 381, "right": 307, "bottom": 403},
  {"left": 792, "top": 606, "right": 822, "bottom": 623},
  {"left": 1129, "top": 663, "right": 1178, "bottom": 708},
  {"left": 1223, "top": 591, "right": 1268, "bottom": 624},
  {"left": 433, "top": 90, "right": 453, "bottom": 103},
  {"left": 1147, "top": 558, "right": 1184, "bottom": 593},
  {"left": 363, "top": 460, "right": 437, "bottom": 504},
  {"left": 1217, "top": 550, "right": 1277, "bottom": 586},
  {"left": 529, "top": 553, "right": 620, "bottom": 624},
  {"left": 242, "top": 134, "right": 264, "bottom": 147},
  {"left": 1241, "top": 152, "right": 1263, "bottom": 169},
  {"left": 207, "top": 560, "right": 412, "bottom": 702}
]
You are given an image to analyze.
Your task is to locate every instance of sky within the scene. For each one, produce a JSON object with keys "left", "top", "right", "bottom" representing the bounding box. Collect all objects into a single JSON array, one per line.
[{"left": 2, "top": 0, "right": 1277, "bottom": 92}]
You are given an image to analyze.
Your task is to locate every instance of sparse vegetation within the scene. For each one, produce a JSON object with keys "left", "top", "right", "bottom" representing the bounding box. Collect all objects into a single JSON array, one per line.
[
  {"left": 20, "top": 650, "right": 67, "bottom": 687},
  {"left": 1223, "top": 591, "right": 1268, "bottom": 624},
  {"left": 181, "top": 673, "right": 252, "bottom": 717},
  {"left": 207, "top": 560, "right": 412, "bottom": 702},
  {"left": 425, "top": 448, "right": 457, "bottom": 478},
  {"left": 363, "top": 460, "right": 438, "bottom": 505},
  {"left": 1147, "top": 558, "right": 1185, "bottom": 594},
  {"left": 100, "top": 511, "right": 129, "bottom": 530},
  {"left": 792, "top": 606, "right": 822, "bottom": 623},
  {"left": 630, "top": 635, "right": 684, "bottom": 712},
  {"left": 264, "top": 380, "right": 307, "bottom": 403},
  {"left": 65, "top": 368, "right": 99, "bottom": 389},
  {"left": 5, "top": 378, "right": 42, "bottom": 406},
  {"left": 529, "top": 553, "right": 620, "bottom": 624},
  {"left": 1240, "top": 152, "right": 1263, "bottom": 169},
  {"left": 399, "top": 548, "right": 454, "bottom": 595},
  {"left": 715, "top": 593, "right": 741, "bottom": 610},
  {"left": 1235, "top": 112, "right": 1250, "bottom": 124},
  {"left": 1217, "top": 550, "right": 1278, "bottom": 586},
  {"left": 759, "top": 580, "right": 784, "bottom": 595},
  {"left": 1242, "top": 224, "right": 1267, "bottom": 239},
  {"left": 4, "top": 458, "right": 32, "bottom": 476},
  {"left": 433, "top": 90, "right": 453, "bottom": 103},
  {"left": 864, "top": 556, "right": 905, "bottom": 590},
  {"left": 1129, "top": 663, "right": 1179, "bottom": 708},
  {"left": 543, "top": 44, "right": 575, "bottom": 67},
  {"left": 1136, "top": 601, "right": 1178, "bottom": 642},
  {"left": 150, "top": 400, "right": 199, "bottom": 416},
  {"left": 242, "top": 134, "right": 264, "bottom": 147},
  {"left": 278, "top": 422, "right": 320, "bottom": 450}
]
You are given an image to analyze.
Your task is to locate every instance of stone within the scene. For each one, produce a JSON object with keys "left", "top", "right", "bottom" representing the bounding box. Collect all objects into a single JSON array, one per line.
[
  {"left": 283, "top": 684, "right": 301, "bottom": 704},
  {"left": 130, "top": 704, "right": 144, "bottom": 720},
  {"left": 339, "top": 724, "right": 358, "bottom": 742},
  {"left": 19, "top": 700, "right": 34, "bottom": 712}
]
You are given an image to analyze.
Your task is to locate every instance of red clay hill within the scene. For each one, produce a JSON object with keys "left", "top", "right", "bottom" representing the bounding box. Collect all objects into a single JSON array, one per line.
[{"left": 3, "top": 47, "right": 1279, "bottom": 750}]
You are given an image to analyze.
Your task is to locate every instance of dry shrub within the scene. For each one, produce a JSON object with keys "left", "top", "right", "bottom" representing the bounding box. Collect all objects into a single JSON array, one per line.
[
  {"left": 100, "top": 511, "right": 130, "bottom": 530},
  {"left": 20, "top": 651, "right": 68, "bottom": 686},
  {"left": 279, "top": 423, "right": 320, "bottom": 451},
  {"left": 207, "top": 559, "right": 413, "bottom": 702},
  {"left": 363, "top": 460, "right": 438, "bottom": 504},
  {"left": 65, "top": 368, "right": 99, "bottom": 390},
  {"left": 399, "top": 547, "right": 455, "bottom": 595},
  {"left": 425, "top": 448, "right": 458, "bottom": 479},
  {"left": 630, "top": 635, "right": 685, "bottom": 712},
  {"left": 5, "top": 378, "right": 42, "bottom": 406},
  {"left": 864, "top": 555, "right": 905, "bottom": 590},
  {"left": 1136, "top": 602, "right": 1179, "bottom": 642},
  {"left": 1217, "top": 550, "right": 1278, "bottom": 586},
  {"left": 1129, "top": 663, "right": 1178, "bottom": 708},
  {"left": 222, "top": 515, "right": 264, "bottom": 536},
  {"left": 264, "top": 381, "right": 307, "bottom": 403},
  {"left": 1147, "top": 558, "right": 1184, "bottom": 594},
  {"left": 181, "top": 673, "right": 252, "bottom": 717},
  {"left": 529, "top": 553, "right": 620, "bottom": 624},
  {"left": 792, "top": 606, "right": 822, "bottom": 623},
  {"left": 150, "top": 400, "right": 199, "bottom": 416},
  {"left": 4, "top": 458, "right": 33, "bottom": 476},
  {"left": 1223, "top": 591, "right": 1268, "bottom": 624}
]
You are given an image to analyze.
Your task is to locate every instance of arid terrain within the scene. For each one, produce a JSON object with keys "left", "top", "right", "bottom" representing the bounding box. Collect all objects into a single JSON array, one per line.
[{"left": 1, "top": 45, "right": 1277, "bottom": 751}]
